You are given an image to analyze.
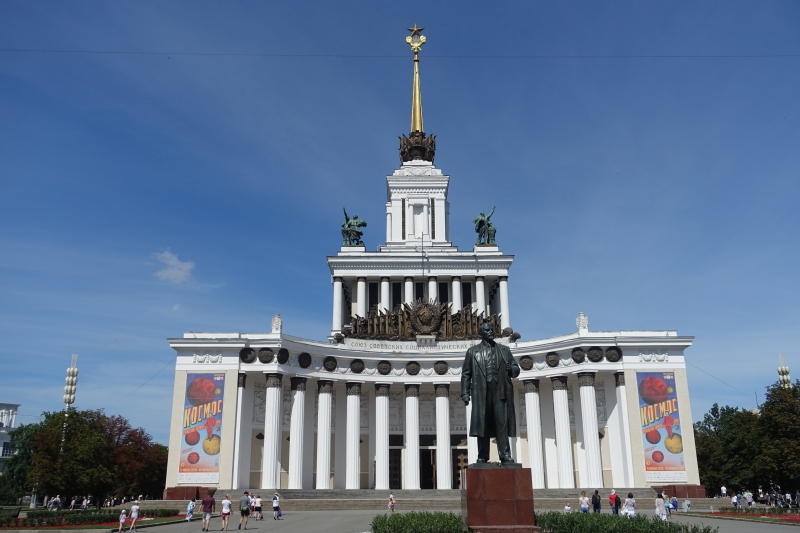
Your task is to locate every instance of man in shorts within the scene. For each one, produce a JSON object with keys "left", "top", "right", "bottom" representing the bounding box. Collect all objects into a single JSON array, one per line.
[
  {"left": 238, "top": 491, "right": 250, "bottom": 530},
  {"left": 201, "top": 490, "right": 216, "bottom": 532}
]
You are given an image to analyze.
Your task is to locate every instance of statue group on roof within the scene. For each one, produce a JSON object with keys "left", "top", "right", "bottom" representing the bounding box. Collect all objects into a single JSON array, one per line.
[
  {"left": 474, "top": 206, "right": 497, "bottom": 245},
  {"left": 341, "top": 208, "right": 367, "bottom": 246}
]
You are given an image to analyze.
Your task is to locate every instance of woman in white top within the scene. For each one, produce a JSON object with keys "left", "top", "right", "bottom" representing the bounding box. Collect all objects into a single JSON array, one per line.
[
  {"left": 221, "top": 494, "right": 232, "bottom": 531},
  {"left": 129, "top": 501, "right": 140, "bottom": 532},
  {"left": 623, "top": 493, "right": 636, "bottom": 517},
  {"left": 655, "top": 495, "right": 668, "bottom": 522},
  {"left": 578, "top": 491, "right": 590, "bottom": 513},
  {"left": 253, "top": 496, "right": 262, "bottom": 521},
  {"left": 272, "top": 493, "right": 281, "bottom": 520}
]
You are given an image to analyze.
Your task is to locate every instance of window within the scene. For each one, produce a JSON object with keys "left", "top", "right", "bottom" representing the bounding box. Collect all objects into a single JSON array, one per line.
[
  {"left": 461, "top": 282, "right": 473, "bottom": 309},
  {"left": 415, "top": 282, "right": 424, "bottom": 300},
  {"left": 368, "top": 282, "right": 379, "bottom": 312},
  {"left": 1, "top": 442, "right": 11, "bottom": 458},
  {"left": 392, "top": 282, "right": 402, "bottom": 310},
  {"left": 438, "top": 282, "right": 449, "bottom": 303}
]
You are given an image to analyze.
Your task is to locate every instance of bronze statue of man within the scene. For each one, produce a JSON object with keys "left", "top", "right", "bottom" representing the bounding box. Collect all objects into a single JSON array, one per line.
[{"left": 461, "top": 321, "right": 520, "bottom": 463}]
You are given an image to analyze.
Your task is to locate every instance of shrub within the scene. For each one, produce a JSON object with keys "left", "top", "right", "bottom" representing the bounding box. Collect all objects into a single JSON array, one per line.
[
  {"left": 717, "top": 506, "right": 796, "bottom": 515},
  {"left": 0, "top": 508, "right": 181, "bottom": 528},
  {"left": 535, "top": 512, "right": 718, "bottom": 533},
  {"left": 371, "top": 511, "right": 466, "bottom": 533}
]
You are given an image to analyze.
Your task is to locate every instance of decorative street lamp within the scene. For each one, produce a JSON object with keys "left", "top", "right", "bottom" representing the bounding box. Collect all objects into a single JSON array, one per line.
[
  {"left": 778, "top": 353, "right": 791, "bottom": 389},
  {"left": 60, "top": 354, "right": 78, "bottom": 452}
]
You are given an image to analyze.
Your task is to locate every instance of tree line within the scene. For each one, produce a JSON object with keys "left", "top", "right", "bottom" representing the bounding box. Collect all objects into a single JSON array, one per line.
[
  {"left": 694, "top": 380, "right": 800, "bottom": 496},
  {"left": 0, "top": 409, "right": 167, "bottom": 505}
]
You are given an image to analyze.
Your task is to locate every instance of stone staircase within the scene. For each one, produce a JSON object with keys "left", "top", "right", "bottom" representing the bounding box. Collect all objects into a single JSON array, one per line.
[{"left": 145, "top": 487, "right": 658, "bottom": 512}]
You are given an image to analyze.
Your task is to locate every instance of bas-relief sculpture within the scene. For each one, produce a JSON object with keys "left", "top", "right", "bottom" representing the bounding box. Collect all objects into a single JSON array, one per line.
[{"left": 461, "top": 322, "right": 521, "bottom": 464}]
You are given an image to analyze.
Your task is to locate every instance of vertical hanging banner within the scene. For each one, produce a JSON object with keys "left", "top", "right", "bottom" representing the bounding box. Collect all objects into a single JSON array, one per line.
[
  {"left": 637, "top": 372, "right": 687, "bottom": 482},
  {"left": 179, "top": 373, "right": 225, "bottom": 483}
]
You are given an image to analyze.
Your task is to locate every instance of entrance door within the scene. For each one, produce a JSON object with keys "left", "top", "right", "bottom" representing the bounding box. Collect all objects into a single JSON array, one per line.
[
  {"left": 453, "top": 450, "right": 469, "bottom": 489},
  {"left": 389, "top": 449, "right": 402, "bottom": 490},
  {"left": 420, "top": 450, "right": 435, "bottom": 489}
]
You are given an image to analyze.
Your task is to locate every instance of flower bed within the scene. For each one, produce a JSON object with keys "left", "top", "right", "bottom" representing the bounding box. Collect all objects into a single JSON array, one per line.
[
  {"left": 535, "top": 512, "right": 719, "bottom": 532},
  {"left": 0, "top": 509, "right": 180, "bottom": 528}
]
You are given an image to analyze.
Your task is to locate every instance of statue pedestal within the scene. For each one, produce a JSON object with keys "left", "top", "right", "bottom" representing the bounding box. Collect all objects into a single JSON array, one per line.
[{"left": 461, "top": 465, "right": 540, "bottom": 533}]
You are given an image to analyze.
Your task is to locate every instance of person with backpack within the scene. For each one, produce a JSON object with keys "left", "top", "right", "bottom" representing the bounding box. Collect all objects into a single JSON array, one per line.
[
  {"left": 609, "top": 490, "right": 621, "bottom": 515},
  {"left": 592, "top": 489, "right": 601, "bottom": 513}
]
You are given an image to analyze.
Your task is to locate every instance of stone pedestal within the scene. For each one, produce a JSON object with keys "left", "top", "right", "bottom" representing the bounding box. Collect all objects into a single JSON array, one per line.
[{"left": 461, "top": 465, "right": 540, "bottom": 533}]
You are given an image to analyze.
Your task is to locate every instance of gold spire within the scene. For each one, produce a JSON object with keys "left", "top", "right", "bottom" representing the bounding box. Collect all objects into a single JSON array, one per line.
[{"left": 406, "top": 24, "right": 426, "bottom": 133}]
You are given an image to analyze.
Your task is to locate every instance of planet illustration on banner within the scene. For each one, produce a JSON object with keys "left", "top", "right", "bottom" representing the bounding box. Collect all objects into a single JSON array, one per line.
[
  {"left": 652, "top": 451, "right": 664, "bottom": 463},
  {"left": 638, "top": 376, "right": 673, "bottom": 405},
  {"left": 646, "top": 429, "right": 661, "bottom": 444},
  {"left": 187, "top": 377, "right": 218, "bottom": 406},
  {"left": 665, "top": 434, "right": 683, "bottom": 454},
  {"left": 187, "top": 452, "right": 200, "bottom": 464},
  {"left": 203, "top": 434, "right": 221, "bottom": 456},
  {"left": 185, "top": 430, "right": 201, "bottom": 446}
]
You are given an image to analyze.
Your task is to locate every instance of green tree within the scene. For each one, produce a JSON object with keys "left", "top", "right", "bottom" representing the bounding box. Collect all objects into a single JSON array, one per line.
[
  {"left": 693, "top": 403, "right": 762, "bottom": 495},
  {"left": 105, "top": 415, "right": 168, "bottom": 499},
  {"left": 28, "top": 410, "right": 115, "bottom": 502},
  {"left": 0, "top": 422, "right": 43, "bottom": 503},
  {"left": 756, "top": 381, "right": 800, "bottom": 492}
]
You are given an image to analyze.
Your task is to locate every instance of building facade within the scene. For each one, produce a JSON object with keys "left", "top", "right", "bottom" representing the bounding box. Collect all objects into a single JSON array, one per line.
[
  {"left": 0, "top": 403, "right": 21, "bottom": 471},
  {"left": 164, "top": 27, "right": 701, "bottom": 495}
]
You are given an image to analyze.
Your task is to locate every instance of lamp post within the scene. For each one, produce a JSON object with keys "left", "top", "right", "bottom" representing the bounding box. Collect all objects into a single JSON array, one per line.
[
  {"left": 778, "top": 353, "right": 791, "bottom": 389},
  {"left": 60, "top": 354, "right": 79, "bottom": 452}
]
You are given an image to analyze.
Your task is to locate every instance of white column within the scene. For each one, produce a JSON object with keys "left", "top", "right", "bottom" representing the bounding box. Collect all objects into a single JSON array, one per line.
[
  {"left": 428, "top": 276, "right": 438, "bottom": 301},
  {"left": 331, "top": 277, "right": 343, "bottom": 332},
  {"left": 578, "top": 373, "right": 603, "bottom": 487},
  {"left": 499, "top": 275, "right": 510, "bottom": 329},
  {"left": 404, "top": 384, "right": 420, "bottom": 489},
  {"left": 232, "top": 373, "right": 246, "bottom": 489},
  {"left": 615, "top": 372, "right": 635, "bottom": 486},
  {"left": 375, "top": 384, "right": 391, "bottom": 490},
  {"left": 380, "top": 277, "right": 390, "bottom": 312},
  {"left": 451, "top": 276, "right": 462, "bottom": 310},
  {"left": 404, "top": 277, "right": 414, "bottom": 304},
  {"left": 288, "top": 378, "right": 307, "bottom": 489},
  {"left": 434, "top": 384, "right": 452, "bottom": 489},
  {"left": 386, "top": 205, "right": 392, "bottom": 242},
  {"left": 523, "top": 379, "right": 546, "bottom": 489},
  {"left": 261, "top": 373, "right": 283, "bottom": 489},
  {"left": 345, "top": 382, "right": 362, "bottom": 489},
  {"left": 551, "top": 376, "right": 575, "bottom": 489},
  {"left": 315, "top": 380, "right": 333, "bottom": 489},
  {"left": 475, "top": 276, "right": 486, "bottom": 316},
  {"left": 356, "top": 277, "right": 367, "bottom": 317},
  {"left": 465, "top": 403, "right": 478, "bottom": 465}
]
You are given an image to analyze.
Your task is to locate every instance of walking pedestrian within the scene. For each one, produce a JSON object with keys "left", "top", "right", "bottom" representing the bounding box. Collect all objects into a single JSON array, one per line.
[
  {"left": 238, "top": 492, "right": 250, "bottom": 530},
  {"left": 220, "top": 494, "right": 231, "bottom": 531},
  {"left": 388, "top": 492, "right": 395, "bottom": 512},
  {"left": 253, "top": 495, "right": 262, "bottom": 521},
  {"left": 622, "top": 493, "right": 636, "bottom": 517},
  {"left": 272, "top": 492, "right": 281, "bottom": 520},
  {"left": 201, "top": 491, "right": 216, "bottom": 532},
  {"left": 655, "top": 494, "right": 668, "bottom": 522},
  {"left": 579, "top": 491, "right": 590, "bottom": 513},
  {"left": 129, "top": 501, "right": 140, "bottom": 532},
  {"left": 592, "top": 490, "right": 601, "bottom": 513},
  {"left": 609, "top": 490, "right": 620, "bottom": 516},
  {"left": 118, "top": 509, "right": 127, "bottom": 533},
  {"left": 186, "top": 499, "right": 196, "bottom": 522}
]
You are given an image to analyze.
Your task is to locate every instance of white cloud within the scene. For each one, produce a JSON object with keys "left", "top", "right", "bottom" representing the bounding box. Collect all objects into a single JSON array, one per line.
[{"left": 154, "top": 250, "right": 194, "bottom": 284}]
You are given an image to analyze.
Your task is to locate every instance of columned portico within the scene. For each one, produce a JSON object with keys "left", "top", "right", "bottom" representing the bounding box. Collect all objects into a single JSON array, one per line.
[
  {"left": 577, "top": 373, "right": 603, "bottom": 487},
  {"left": 261, "top": 373, "right": 283, "bottom": 489},
  {"left": 345, "top": 382, "right": 362, "bottom": 489},
  {"left": 523, "top": 379, "right": 545, "bottom": 489},
  {"left": 404, "top": 384, "right": 420, "bottom": 489},
  {"left": 434, "top": 383, "right": 452, "bottom": 489},
  {"left": 499, "top": 276, "right": 510, "bottom": 329},
  {"left": 475, "top": 276, "right": 486, "bottom": 315},
  {"left": 374, "top": 384, "right": 390, "bottom": 490},
  {"left": 380, "top": 277, "right": 390, "bottom": 312},
  {"left": 356, "top": 277, "right": 367, "bottom": 317},
  {"left": 451, "top": 276, "right": 462, "bottom": 309},
  {"left": 232, "top": 373, "right": 247, "bottom": 489},
  {"left": 551, "top": 376, "right": 574, "bottom": 489},
  {"left": 315, "top": 380, "right": 333, "bottom": 489},
  {"left": 404, "top": 277, "right": 414, "bottom": 305},
  {"left": 428, "top": 276, "right": 438, "bottom": 300},
  {"left": 615, "top": 372, "right": 635, "bottom": 486},
  {"left": 288, "top": 377, "right": 307, "bottom": 489}
]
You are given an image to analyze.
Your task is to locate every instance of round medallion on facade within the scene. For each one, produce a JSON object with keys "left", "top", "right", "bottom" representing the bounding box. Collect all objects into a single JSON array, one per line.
[
  {"left": 406, "top": 361, "right": 421, "bottom": 375},
  {"left": 545, "top": 352, "right": 560, "bottom": 368},
  {"left": 377, "top": 360, "right": 392, "bottom": 375},
  {"left": 277, "top": 348, "right": 290, "bottom": 364},
  {"left": 409, "top": 300, "right": 442, "bottom": 334},
  {"left": 587, "top": 347, "right": 603, "bottom": 363},
  {"left": 605, "top": 347, "right": 622, "bottom": 362},
  {"left": 257, "top": 348, "right": 274, "bottom": 364},
  {"left": 350, "top": 359, "right": 365, "bottom": 373},
  {"left": 239, "top": 348, "right": 256, "bottom": 364},
  {"left": 298, "top": 352, "right": 312, "bottom": 368},
  {"left": 323, "top": 356, "right": 338, "bottom": 372},
  {"left": 434, "top": 361, "right": 448, "bottom": 375},
  {"left": 571, "top": 348, "right": 585, "bottom": 364},
  {"left": 519, "top": 356, "right": 533, "bottom": 371}
]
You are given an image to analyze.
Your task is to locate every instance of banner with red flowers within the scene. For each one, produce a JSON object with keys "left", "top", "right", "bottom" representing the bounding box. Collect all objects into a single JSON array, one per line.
[
  {"left": 178, "top": 373, "right": 225, "bottom": 483},
  {"left": 636, "top": 371, "right": 687, "bottom": 482}
]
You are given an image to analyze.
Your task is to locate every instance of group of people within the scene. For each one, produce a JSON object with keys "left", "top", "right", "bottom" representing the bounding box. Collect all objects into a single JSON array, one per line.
[
  {"left": 722, "top": 483, "right": 800, "bottom": 509},
  {"left": 566, "top": 489, "right": 678, "bottom": 521},
  {"left": 186, "top": 490, "right": 282, "bottom": 531}
]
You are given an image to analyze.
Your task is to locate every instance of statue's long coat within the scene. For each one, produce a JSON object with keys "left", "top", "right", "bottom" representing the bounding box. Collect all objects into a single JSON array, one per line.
[{"left": 461, "top": 341, "right": 521, "bottom": 438}]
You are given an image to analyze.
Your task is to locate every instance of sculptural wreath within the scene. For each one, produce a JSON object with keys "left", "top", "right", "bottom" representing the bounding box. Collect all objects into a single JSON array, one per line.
[{"left": 409, "top": 300, "right": 444, "bottom": 335}]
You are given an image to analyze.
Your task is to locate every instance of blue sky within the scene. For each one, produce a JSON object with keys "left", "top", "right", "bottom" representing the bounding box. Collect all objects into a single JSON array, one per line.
[{"left": 1, "top": 1, "right": 798, "bottom": 444}]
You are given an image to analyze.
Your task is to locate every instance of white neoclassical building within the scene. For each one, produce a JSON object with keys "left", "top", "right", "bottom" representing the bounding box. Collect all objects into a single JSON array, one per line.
[{"left": 164, "top": 27, "right": 702, "bottom": 496}]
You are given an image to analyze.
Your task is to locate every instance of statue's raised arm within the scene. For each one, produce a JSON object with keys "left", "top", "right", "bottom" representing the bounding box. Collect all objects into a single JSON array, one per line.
[
  {"left": 343, "top": 207, "right": 350, "bottom": 224},
  {"left": 486, "top": 206, "right": 495, "bottom": 221}
]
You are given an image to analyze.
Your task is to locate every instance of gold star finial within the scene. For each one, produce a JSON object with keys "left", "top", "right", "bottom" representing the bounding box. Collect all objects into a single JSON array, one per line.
[{"left": 406, "top": 24, "right": 426, "bottom": 54}]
